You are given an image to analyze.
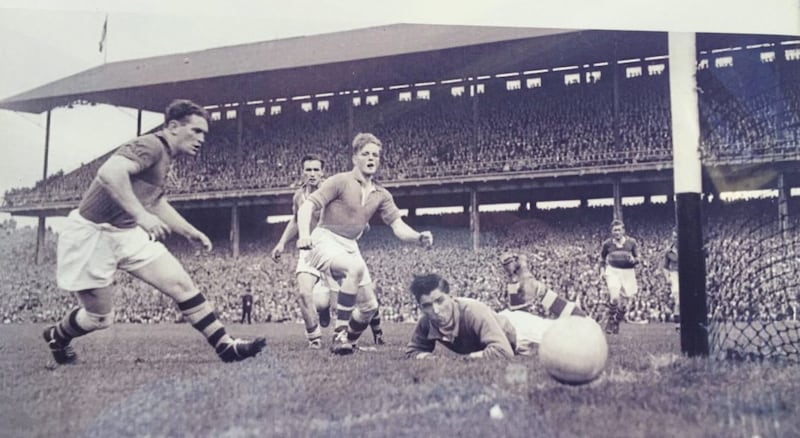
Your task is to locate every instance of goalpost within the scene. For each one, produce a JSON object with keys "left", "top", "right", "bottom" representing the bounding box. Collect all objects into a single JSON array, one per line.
[
  {"left": 668, "top": 32, "right": 709, "bottom": 357},
  {"left": 670, "top": 32, "right": 800, "bottom": 361}
]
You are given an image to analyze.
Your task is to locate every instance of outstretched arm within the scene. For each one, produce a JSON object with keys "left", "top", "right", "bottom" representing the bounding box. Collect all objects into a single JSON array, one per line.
[{"left": 389, "top": 218, "right": 433, "bottom": 247}]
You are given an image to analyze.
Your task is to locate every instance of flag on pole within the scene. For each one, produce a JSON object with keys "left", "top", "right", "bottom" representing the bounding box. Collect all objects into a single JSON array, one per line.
[{"left": 98, "top": 14, "right": 108, "bottom": 53}]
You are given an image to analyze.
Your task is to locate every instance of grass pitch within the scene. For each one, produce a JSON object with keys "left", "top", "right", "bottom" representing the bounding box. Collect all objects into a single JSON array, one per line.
[{"left": 1, "top": 323, "right": 798, "bottom": 437}]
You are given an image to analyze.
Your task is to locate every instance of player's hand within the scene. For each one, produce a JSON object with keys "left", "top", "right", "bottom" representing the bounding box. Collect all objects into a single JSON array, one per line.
[
  {"left": 418, "top": 231, "right": 433, "bottom": 248},
  {"left": 137, "top": 212, "right": 171, "bottom": 241},
  {"left": 297, "top": 237, "right": 313, "bottom": 250},
  {"left": 189, "top": 231, "right": 213, "bottom": 252},
  {"left": 271, "top": 243, "right": 284, "bottom": 262}
]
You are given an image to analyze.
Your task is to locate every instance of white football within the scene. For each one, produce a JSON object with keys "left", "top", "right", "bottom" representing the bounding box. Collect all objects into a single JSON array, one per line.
[{"left": 539, "top": 316, "right": 608, "bottom": 385}]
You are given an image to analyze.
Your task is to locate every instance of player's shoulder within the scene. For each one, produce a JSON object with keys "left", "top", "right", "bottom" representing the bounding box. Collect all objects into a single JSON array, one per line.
[
  {"left": 116, "top": 133, "right": 164, "bottom": 157},
  {"left": 325, "top": 172, "right": 352, "bottom": 184}
]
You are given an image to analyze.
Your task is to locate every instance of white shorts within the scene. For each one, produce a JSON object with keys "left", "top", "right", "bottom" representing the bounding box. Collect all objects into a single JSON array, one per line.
[
  {"left": 305, "top": 227, "right": 371, "bottom": 287},
  {"left": 498, "top": 309, "right": 555, "bottom": 356},
  {"left": 56, "top": 210, "right": 167, "bottom": 291},
  {"left": 297, "top": 249, "right": 341, "bottom": 293},
  {"left": 605, "top": 266, "right": 639, "bottom": 299}
]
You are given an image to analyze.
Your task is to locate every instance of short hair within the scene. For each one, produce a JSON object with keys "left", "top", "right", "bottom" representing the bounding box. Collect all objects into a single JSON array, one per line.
[
  {"left": 410, "top": 273, "right": 450, "bottom": 303},
  {"left": 301, "top": 153, "right": 325, "bottom": 169},
  {"left": 352, "top": 132, "right": 382, "bottom": 154},
  {"left": 611, "top": 219, "right": 625, "bottom": 229},
  {"left": 165, "top": 99, "right": 209, "bottom": 125}
]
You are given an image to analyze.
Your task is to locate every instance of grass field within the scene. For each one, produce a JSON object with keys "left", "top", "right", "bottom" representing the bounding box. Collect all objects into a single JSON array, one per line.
[{"left": 1, "top": 322, "right": 798, "bottom": 437}]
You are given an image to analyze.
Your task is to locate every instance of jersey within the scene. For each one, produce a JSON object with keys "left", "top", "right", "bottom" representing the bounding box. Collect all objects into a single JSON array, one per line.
[
  {"left": 405, "top": 297, "right": 516, "bottom": 359},
  {"left": 292, "top": 184, "right": 322, "bottom": 230},
  {"left": 79, "top": 132, "right": 173, "bottom": 228},
  {"left": 306, "top": 170, "right": 402, "bottom": 240},
  {"left": 601, "top": 236, "right": 639, "bottom": 269}
]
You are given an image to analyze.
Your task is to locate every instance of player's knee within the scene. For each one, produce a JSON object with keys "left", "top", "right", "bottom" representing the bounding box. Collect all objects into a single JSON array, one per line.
[
  {"left": 84, "top": 309, "right": 115, "bottom": 330},
  {"left": 161, "top": 274, "right": 198, "bottom": 301},
  {"left": 357, "top": 296, "right": 379, "bottom": 316},
  {"left": 340, "top": 260, "right": 366, "bottom": 282}
]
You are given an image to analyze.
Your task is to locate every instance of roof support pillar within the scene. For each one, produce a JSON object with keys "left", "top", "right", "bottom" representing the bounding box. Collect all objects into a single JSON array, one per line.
[
  {"left": 470, "top": 187, "right": 479, "bottom": 252},
  {"left": 230, "top": 202, "right": 240, "bottom": 258},
  {"left": 35, "top": 109, "right": 52, "bottom": 265}
]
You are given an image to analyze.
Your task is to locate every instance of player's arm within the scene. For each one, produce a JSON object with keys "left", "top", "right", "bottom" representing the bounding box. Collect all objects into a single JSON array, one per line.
[
  {"left": 630, "top": 240, "right": 640, "bottom": 265},
  {"left": 272, "top": 216, "right": 298, "bottom": 260},
  {"left": 404, "top": 320, "right": 436, "bottom": 359},
  {"left": 296, "top": 200, "right": 318, "bottom": 250},
  {"left": 467, "top": 309, "right": 514, "bottom": 359},
  {"left": 389, "top": 218, "right": 433, "bottom": 247},
  {"left": 150, "top": 197, "right": 212, "bottom": 251},
  {"left": 96, "top": 155, "right": 170, "bottom": 240},
  {"left": 297, "top": 177, "right": 338, "bottom": 249}
]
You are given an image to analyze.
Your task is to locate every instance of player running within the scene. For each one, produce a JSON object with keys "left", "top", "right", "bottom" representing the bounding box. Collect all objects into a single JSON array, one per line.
[
  {"left": 599, "top": 219, "right": 640, "bottom": 334},
  {"left": 296, "top": 132, "right": 433, "bottom": 355},
  {"left": 43, "top": 100, "right": 266, "bottom": 364}
]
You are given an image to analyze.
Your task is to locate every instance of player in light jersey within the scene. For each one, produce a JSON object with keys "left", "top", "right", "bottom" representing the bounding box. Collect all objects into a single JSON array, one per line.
[
  {"left": 500, "top": 252, "right": 587, "bottom": 318},
  {"left": 43, "top": 100, "right": 266, "bottom": 364},
  {"left": 271, "top": 154, "right": 334, "bottom": 348},
  {"left": 297, "top": 132, "right": 433, "bottom": 355},
  {"left": 599, "top": 219, "right": 640, "bottom": 334}
]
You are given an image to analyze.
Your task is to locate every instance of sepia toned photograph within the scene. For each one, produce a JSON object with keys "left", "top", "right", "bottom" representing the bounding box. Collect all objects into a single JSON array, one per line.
[{"left": 1, "top": 0, "right": 799, "bottom": 436}]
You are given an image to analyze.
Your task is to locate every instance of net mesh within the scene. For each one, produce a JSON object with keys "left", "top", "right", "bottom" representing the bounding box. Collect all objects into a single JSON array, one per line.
[{"left": 698, "top": 54, "right": 800, "bottom": 362}]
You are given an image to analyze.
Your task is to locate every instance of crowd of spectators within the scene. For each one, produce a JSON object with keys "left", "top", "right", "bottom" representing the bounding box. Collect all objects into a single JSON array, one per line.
[
  {"left": 3, "top": 200, "right": 797, "bottom": 327},
  {"left": 6, "top": 58, "right": 799, "bottom": 207}
]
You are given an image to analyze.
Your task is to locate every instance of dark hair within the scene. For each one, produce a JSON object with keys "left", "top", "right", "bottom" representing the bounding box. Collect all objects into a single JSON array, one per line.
[
  {"left": 165, "top": 99, "right": 209, "bottom": 124},
  {"left": 611, "top": 219, "right": 625, "bottom": 229},
  {"left": 410, "top": 273, "right": 450, "bottom": 302},
  {"left": 352, "top": 132, "right": 382, "bottom": 154},
  {"left": 301, "top": 153, "right": 325, "bottom": 169}
]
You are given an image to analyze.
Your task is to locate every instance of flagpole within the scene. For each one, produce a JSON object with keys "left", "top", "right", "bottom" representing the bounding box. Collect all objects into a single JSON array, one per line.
[{"left": 100, "top": 13, "right": 108, "bottom": 64}]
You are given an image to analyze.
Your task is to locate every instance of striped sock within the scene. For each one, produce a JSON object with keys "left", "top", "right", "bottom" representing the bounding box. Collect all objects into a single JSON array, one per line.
[
  {"left": 306, "top": 324, "right": 321, "bottom": 341},
  {"left": 53, "top": 308, "right": 91, "bottom": 345},
  {"left": 369, "top": 309, "right": 383, "bottom": 335},
  {"left": 541, "top": 290, "right": 586, "bottom": 317},
  {"left": 335, "top": 291, "right": 357, "bottom": 331},
  {"left": 177, "top": 293, "right": 232, "bottom": 350},
  {"left": 347, "top": 318, "right": 370, "bottom": 342}
]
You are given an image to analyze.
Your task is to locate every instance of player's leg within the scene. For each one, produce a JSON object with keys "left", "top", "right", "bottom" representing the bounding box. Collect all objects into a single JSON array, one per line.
[
  {"left": 369, "top": 301, "right": 385, "bottom": 345},
  {"left": 43, "top": 286, "right": 115, "bottom": 364},
  {"left": 128, "top": 252, "right": 265, "bottom": 362},
  {"left": 618, "top": 270, "right": 639, "bottom": 326},
  {"left": 498, "top": 309, "right": 555, "bottom": 355},
  {"left": 670, "top": 271, "right": 680, "bottom": 324},
  {"left": 296, "top": 272, "right": 322, "bottom": 349},
  {"left": 47, "top": 213, "right": 118, "bottom": 364},
  {"left": 604, "top": 268, "right": 623, "bottom": 334},
  {"left": 344, "top": 280, "right": 378, "bottom": 348}
]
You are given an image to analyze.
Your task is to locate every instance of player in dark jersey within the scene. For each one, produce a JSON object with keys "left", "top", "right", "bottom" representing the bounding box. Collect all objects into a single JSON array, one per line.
[
  {"left": 43, "top": 99, "right": 266, "bottom": 364},
  {"left": 296, "top": 133, "right": 433, "bottom": 355},
  {"left": 599, "top": 219, "right": 639, "bottom": 334},
  {"left": 663, "top": 228, "right": 679, "bottom": 325}
]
